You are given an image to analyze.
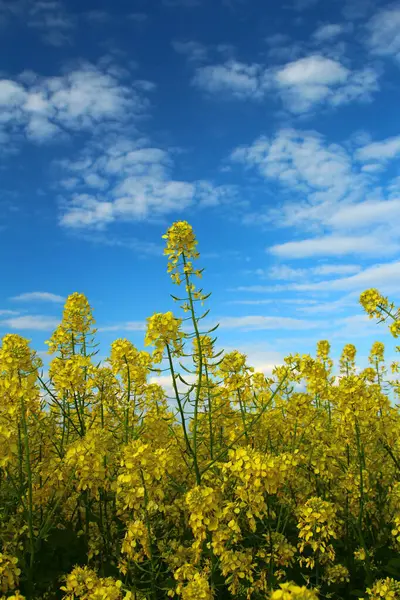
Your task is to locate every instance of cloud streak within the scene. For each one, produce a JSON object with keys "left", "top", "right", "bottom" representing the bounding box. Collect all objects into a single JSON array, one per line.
[{"left": 11, "top": 292, "right": 66, "bottom": 303}]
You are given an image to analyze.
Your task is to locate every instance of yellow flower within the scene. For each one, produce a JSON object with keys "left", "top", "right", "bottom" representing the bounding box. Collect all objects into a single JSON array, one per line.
[{"left": 270, "top": 582, "right": 319, "bottom": 599}]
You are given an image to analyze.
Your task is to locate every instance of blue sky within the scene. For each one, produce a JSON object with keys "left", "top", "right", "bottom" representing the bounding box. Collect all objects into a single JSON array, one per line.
[{"left": 1, "top": 0, "right": 400, "bottom": 389}]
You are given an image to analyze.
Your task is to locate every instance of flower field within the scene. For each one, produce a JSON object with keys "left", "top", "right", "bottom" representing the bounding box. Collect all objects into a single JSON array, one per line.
[{"left": 2, "top": 221, "right": 400, "bottom": 600}]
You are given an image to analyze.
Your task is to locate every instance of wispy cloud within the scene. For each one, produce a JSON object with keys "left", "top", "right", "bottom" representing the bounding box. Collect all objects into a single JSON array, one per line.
[
  {"left": 269, "top": 235, "right": 399, "bottom": 259},
  {"left": 231, "top": 128, "right": 365, "bottom": 221},
  {"left": 231, "top": 128, "right": 400, "bottom": 258},
  {"left": 366, "top": 4, "right": 400, "bottom": 63},
  {"left": 28, "top": 0, "right": 75, "bottom": 46},
  {"left": 216, "top": 315, "right": 323, "bottom": 330},
  {"left": 172, "top": 40, "right": 208, "bottom": 63},
  {"left": 11, "top": 292, "right": 65, "bottom": 303},
  {"left": 312, "top": 23, "right": 351, "bottom": 42},
  {"left": 74, "top": 231, "right": 164, "bottom": 257},
  {"left": 234, "top": 261, "right": 400, "bottom": 295},
  {"left": 97, "top": 321, "right": 147, "bottom": 333},
  {"left": 356, "top": 135, "right": 400, "bottom": 163},
  {"left": 0, "top": 315, "right": 60, "bottom": 331},
  {"left": 267, "top": 263, "right": 361, "bottom": 279},
  {"left": 0, "top": 0, "right": 75, "bottom": 46},
  {"left": 193, "top": 60, "right": 270, "bottom": 100}
]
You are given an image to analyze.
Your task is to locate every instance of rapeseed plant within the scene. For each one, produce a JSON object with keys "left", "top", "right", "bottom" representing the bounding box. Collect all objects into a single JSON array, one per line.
[{"left": 1, "top": 221, "right": 400, "bottom": 599}]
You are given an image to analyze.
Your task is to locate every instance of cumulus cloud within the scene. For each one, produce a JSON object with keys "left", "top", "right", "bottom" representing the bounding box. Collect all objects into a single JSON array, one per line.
[
  {"left": 275, "top": 56, "right": 378, "bottom": 113},
  {"left": 56, "top": 138, "right": 237, "bottom": 229},
  {"left": 0, "top": 61, "right": 152, "bottom": 147},
  {"left": 232, "top": 128, "right": 364, "bottom": 215},
  {"left": 192, "top": 54, "right": 378, "bottom": 113}
]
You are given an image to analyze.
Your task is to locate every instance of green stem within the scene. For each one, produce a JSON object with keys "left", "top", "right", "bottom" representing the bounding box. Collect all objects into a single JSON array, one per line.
[{"left": 166, "top": 344, "right": 200, "bottom": 484}]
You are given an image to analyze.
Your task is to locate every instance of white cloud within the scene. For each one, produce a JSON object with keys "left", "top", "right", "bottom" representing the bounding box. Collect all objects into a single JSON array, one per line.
[
  {"left": 275, "top": 56, "right": 378, "bottom": 113},
  {"left": 11, "top": 292, "right": 65, "bottom": 303},
  {"left": 277, "top": 55, "right": 348, "bottom": 86},
  {"left": 367, "top": 5, "right": 400, "bottom": 63},
  {"left": 312, "top": 23, "right": 350, "bottom": 42},
  {"left": 235, "top": 261, "right": 400, "bottom": 295},
  {"left": 296, "top": 294, "right": 359, "bottom": 314},
  {"left": 304, "top": 261, "right": 400, "bottom": 293},
  {"left": 356, "top": 135, "right": 400, "bottom": 163},
  {"left": 0, "top": 309, "right": 20, "bottom": 316},
  {"left": 98, "top": 321, "right": 147, "bottom": 333},
  {"left": 232, "top": 129, "right": 362, "bottom": 214},
  {"left": 314, "top": 264, "right": 361, "bottom": 275},
  {"left": 326, "top": 199, "right": 400, "bottom": 229},
  {"left": 0, "top": 315, "right": 60, "bottom": 331},
  {"left": 268, "top": 263, "right": 361, "bottom": 279},
  {"left": 0, "top": 61, "right": 152, "bottom": 146},
  {"left": 269, "top": 235, "right": 399, "bottom": 258},
  {"left": 216, "top": 315, "right": 322, "bottom": 330},
  {"left": 231, "top": 128, "right": 400, "bottom": 259},
  {"left": 268, "top": 265, "right": 308, "bottom": 280},
  {"left": 57, "top": 138, "right": 236, "bottom": 229},
  {"left": 192, "top": 60, "right": 270, "bottom": 99},
  {"left": 193, "top": 55, "right": 378, "bottom": 113}
]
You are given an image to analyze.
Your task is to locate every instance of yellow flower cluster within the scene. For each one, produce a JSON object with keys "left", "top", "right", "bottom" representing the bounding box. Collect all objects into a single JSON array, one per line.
[
  {"left": 297, "top": 497, "right": 338, "bottom": 568},
  {"left": 162, "top": 221, "right": 201, "bottom": 285},
  {"left": 144, "top": 311, "right": 184, "bottom": 363},
  {"left": 0, "top": 554, "right": 21, "bottom": 595},
  {"left": 270, "top": 582, "right": 319, "bottom": 599},
  {"left": 49, "top": 354, "right": 97, "bottom": 396},
  {"left": 109, "top": 339, "right": 152, "bottom": 390},
  {"left": 64, "top": 426, "right": 113, "bottom": 497},
  {"left": 364, "top": 577, "right": 400, "bottom": 599},
  {"left": 60, "top": 566, "right": 131, "bottom": 600},
  {"left": 324, "top": 563, "right": 350, "bottom": 585},
  {"left": 360, "top": 288, "right": 400, "bottom": 337},
  {"left": 46, "top": 292, "right": 96, "bottom": 356},
  {"left": 116, "top": 439, "right": 176, "bottom": 514}
]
